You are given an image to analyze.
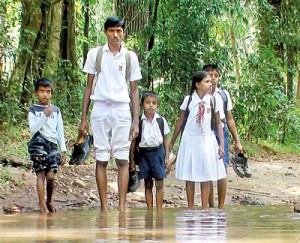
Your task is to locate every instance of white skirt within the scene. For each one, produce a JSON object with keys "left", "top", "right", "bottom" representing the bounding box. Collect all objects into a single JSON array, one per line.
[{"left": 175, "top": 133, "right": 226, "bottom": 182}]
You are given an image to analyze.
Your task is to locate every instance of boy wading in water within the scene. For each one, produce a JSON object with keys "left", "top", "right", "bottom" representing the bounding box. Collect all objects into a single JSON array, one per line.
[
  {"left": 79, "top": 16, "right": 142, "bottom": 212},
  {"left": 131, "top": 91, "right": 170, "bottom": 211},
  {"left": 28, "top": 78, "right": 66, "bottom": 213}
]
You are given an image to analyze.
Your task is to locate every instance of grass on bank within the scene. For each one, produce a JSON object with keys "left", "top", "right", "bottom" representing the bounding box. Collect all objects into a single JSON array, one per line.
[
  {"left": 0, "top": 122, "right": 300, "bottom": 188},
  {"left": 1, "top": 122, "right": 300, "bottom": 162}
]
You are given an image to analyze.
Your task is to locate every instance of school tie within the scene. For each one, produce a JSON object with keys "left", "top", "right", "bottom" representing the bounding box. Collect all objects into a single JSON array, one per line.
[{"left": 196, "top": 101, "right": 205, "bottom": 126}]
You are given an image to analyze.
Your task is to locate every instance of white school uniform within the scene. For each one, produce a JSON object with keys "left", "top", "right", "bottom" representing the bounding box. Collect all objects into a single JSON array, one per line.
[
  {"left": 139, "top": 113, "right": 170, "bottom": 148},
  {"left": 83, "top": 43, "right": 142, "bottom": 161},
  {"left": 175, "top": 92, "right": 226, "bottom": 182}
]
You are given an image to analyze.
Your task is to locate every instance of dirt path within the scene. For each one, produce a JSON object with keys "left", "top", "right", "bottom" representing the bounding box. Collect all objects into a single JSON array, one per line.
[{"left": 0, "top": 154, "right": 299, "bottom": 214}]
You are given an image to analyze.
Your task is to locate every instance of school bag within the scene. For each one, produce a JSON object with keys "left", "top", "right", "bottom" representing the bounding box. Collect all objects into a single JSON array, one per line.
[
  {"left": 211, "top": 90, "right": 228, "bottom": 132},
  {"left": 91, "top": 46, "right": 132, "bottom": 95},
  {"left": 132, "top": 116, "right": 165, "bottom": 165}
]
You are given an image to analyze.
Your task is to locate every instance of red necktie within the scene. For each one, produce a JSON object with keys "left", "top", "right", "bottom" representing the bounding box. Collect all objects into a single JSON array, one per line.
[{"left": 196, "top": 102, "right": 205, "bottom": 126}]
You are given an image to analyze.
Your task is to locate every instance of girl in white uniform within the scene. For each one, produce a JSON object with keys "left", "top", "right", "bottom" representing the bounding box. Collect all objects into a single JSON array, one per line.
[{"left": 169, "top": 71, "right": 226, "bottom": 210}]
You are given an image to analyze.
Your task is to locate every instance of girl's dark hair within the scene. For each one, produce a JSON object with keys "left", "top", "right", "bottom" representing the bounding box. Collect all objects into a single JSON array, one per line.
[
  {"left": 104, "top": 16, "right": 125, "bottom": 30},
  {"left": 34, "top": 78, "right": 53, "bottom": 91},
  {"left": 189, "top": 71, "right": 210, "bottom": 95},
  {"left": 141, "top": 91, "right": 158, "bottom": 104}
]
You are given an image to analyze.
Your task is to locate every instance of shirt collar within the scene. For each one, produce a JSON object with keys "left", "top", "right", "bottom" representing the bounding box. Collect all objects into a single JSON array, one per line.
[
  {"left": 103, "top": 43, "right": 125, "bottom": 54},
  {"left": 141, "top": 112, "right": 160, "bottom": 122},
  {"left": 191, "top": 91, "right": 211, "bottom": 106},
  {"left": 213, "top": 87, "right": 220, "bottom": 96}
]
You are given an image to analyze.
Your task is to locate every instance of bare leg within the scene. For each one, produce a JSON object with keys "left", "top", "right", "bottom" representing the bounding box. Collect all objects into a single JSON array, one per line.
[
  {"left": 145, "top": 179, "right": 154, "bottom": 211},
  {"left": 217, "top": 178, "right": 227, "bottom": 209},
  {"left": 186, "top": 181, "right": 195, "bottom": 210},
  {"left": 46, "top": 171, "right": 57, "bottom": 212},
  {"left": 96, "top": 161, "right": 108, "bottom": 212},
  {"left": 155, "top": 179, "right": 164, "bottom": 212},
  {"left": 36, "top": 171, "right": 48, "bottom": 214},
  {"left": 116, "top": 159, "right": 129, "bottom": 212},
  {"left": 200, "top": 181, "right": 211, "bottom": 210},
  {"left": 209, "top": 181, "right": 214, "bottom": 207}
]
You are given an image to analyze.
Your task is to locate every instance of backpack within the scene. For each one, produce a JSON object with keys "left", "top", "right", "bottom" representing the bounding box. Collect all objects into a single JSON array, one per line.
[
  {"left": 132, "top": 116, "right": 165, "bottom": 165},
  {"left": 211, "top": 90, "right": 228, "bottom": 132},
  {"left": 91, "top": 46, "right": 132, "bottom": 95}
]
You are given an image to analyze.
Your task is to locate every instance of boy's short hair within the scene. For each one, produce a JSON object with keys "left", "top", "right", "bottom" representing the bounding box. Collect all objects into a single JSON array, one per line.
[
  {"left": 104, "top": 16, "right": 125, "bottom": 30},
  {"left": 141, "top": 91, "right": 159, "bottom": 104},
  {"left": 34, "top": 78, "right": 53, "bottom": 91},
  {"left": 202, "top": 64, "right": 220, "bottom": 74}
]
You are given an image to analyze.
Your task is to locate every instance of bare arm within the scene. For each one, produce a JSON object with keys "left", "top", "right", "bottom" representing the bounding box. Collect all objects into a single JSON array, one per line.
[
  {"left": 130, "top": 81, "right": 139, "bottom": 139},
  {"left": 169, "top": 111, "right": 185, "bottom": 152},
  {"left": 129, "top": 138, "right": 137, "bottom": 170},
  {"left": 215, "top": 111, "right": 225, "bottom": 159},
  {"left": 226, "top": 110, "right": 243, "bottom": 153},
  {"left": 78, "top": 74, "right": 94, "bottom": 137}
]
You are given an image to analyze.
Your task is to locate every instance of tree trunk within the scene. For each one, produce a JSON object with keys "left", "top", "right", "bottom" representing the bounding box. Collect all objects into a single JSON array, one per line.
[
  {"left": 43, "top": 0, "right": 63, "bottom": 78},
  {"left": 115, "top": 0, "right": 148, "bottom": 39},
  {"left": 10, "top": 0, "right": 43, "bottom": 106},
  {"left": 296, "top": 71, "right": 300, "bottom": 107}
]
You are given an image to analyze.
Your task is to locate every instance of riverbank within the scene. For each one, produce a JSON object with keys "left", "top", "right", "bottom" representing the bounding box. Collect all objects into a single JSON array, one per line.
[{"left": 0, "top": 152, "right": 299, "bottom": 214}]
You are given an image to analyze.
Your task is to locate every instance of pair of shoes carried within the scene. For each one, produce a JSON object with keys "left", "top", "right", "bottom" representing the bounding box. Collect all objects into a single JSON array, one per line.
[
  {"left": 69, "top": 133, "right": 93, "bottom": 165},
  {"left": 128, "top": 169, "right": 140, "bottom": 193},
  {"left": 230, "top": 153, "right": 252, "bottom": 178}
]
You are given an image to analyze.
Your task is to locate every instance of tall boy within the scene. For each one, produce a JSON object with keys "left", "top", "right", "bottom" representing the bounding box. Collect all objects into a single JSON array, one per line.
[
  {"left": 131, "top": 91, "right": 170, "bottom": 211},
  {"left": 202, "top": 64, "right": 244, "bottom": 208},
  {"left": 78, "top": 16, "right": 142, "bottom": 212},
  {"left": 28, "top": 78, "right": 66, "bottom": 213}
]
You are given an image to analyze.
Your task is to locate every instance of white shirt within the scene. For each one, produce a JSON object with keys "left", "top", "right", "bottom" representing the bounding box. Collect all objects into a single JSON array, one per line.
[
  {"left": 180, "top": 92, "right": 221, "bottom": 136},
  {"left": 139, "top": 112, "right": 170, "bottom": 148},
  {"left": 83, "top": 43, "right": 142, "bottom": 103},
  {"left": 28, "top": 104, "right": 66, "bottom": 152},
  {"left": 213, "top": 87, "right": 233, "bottom": 121}
]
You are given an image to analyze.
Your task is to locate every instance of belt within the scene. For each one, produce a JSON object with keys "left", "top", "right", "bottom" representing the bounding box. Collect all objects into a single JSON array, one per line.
[{"left": 139, "top": 144, "right": 163, "bottom": 152}]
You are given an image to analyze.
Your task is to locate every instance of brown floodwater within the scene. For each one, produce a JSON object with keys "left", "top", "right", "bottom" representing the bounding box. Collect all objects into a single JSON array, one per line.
[{"left": 0, "top": 205, "right": 299, "bottom": 242}]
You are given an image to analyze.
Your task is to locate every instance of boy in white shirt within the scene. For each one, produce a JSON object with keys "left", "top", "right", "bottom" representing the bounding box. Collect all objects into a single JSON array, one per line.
[
  {"left": 131, "top": 91, "right": 170, "bottom": 211},
  {"left": 28, "top": 78, "right": 66, "bottom": 213}
]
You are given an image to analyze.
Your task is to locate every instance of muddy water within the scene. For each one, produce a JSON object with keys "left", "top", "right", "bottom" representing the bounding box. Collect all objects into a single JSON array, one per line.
[{"left": 0, "top": 205, "right": 299, "bottom": 242}]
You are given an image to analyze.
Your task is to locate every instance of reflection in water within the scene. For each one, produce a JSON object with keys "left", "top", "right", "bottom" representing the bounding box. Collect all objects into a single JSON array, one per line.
[
  {"left": 144, "top": 211, "right": 164, "bottom": 241},
  {"left": 0, "top": 206, "right": 299, "bottom": 242},
  {"left": 175, "top": 210, "right": 227, "bottom": 242}
]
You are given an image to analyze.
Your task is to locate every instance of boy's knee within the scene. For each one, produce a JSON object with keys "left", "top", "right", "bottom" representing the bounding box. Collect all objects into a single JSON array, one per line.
[
  {"left": 145, "top": 179, "right": 153, "bottom": 189},
  {"left": 155, "top": 179, "right": 164, "bottom": 190},
  {"left": 115, "top": 159, "right": 128, "bottom": 166}
]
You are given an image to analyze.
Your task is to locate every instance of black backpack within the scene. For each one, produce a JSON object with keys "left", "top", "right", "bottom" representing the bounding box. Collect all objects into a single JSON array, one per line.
[
  {"left": 211, "top": 90, "right": 228, "bottom": 132},
  {"left": 133, "top": 116, "right": 164, "bottom": 165}
]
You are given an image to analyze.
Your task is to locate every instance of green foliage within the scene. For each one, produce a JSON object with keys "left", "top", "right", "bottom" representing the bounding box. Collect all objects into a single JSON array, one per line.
[
  {"left": 0, "top": 166, "right": 12, "bottom": 189},
  {"left": 0, "top": 0, "right": 299, "bottom": 149}
]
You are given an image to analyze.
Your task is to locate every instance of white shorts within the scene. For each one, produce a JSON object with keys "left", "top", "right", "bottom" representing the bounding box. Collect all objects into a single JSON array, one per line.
[{"left": 91, "top": 100, "right": 131, "bottom": 162}]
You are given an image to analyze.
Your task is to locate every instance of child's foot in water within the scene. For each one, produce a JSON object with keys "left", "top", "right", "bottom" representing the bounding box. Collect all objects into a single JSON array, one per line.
[{"left": 46, "top": 201, "right": 57, "bottom": 213}]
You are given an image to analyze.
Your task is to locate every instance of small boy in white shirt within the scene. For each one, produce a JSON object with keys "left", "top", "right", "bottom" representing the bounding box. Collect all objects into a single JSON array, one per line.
[
  {"left": 131, "top": 91, "right": 170, "bottom": 211},
  {"left": 28, "top": 78, "right": 66, "bottom": 213}
]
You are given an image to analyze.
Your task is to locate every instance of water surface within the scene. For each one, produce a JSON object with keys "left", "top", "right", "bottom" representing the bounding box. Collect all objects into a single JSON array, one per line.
[{"left": 0, "top": 205, "right": 299, "bottom": 242}]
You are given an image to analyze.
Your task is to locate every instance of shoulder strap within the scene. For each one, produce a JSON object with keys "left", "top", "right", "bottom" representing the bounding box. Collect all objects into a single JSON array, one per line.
[
  {"left": 125, "top": 50, "right": 131, "bottom": 81},
  {"left": 136, "top": 116, "right": 143, "bottom": 145},
  {"left": 218, "top": 90, "right": 228, "bottom": 116},
  {"left": 95, "top": 46, "right": 104, "bottom": 74},
  {"left": 156, "top": 116, "right": 165, "bottom": 138},
  {"left": 211, "top": 96, "right": 217, "bottom": 132},
  {"left": 180, "top": 95, "right": 192, "bottom": 132}
]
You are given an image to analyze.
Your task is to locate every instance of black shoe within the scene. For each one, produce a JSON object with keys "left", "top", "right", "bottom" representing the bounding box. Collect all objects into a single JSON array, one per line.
[
  {"left": 69, "top": 134, "right": 93, "bottom": 165},
  {"left": 230, "top": 153, "right": 245, "bottom": 178},
  {"left": 243, "top": 159, "right": 252, "bottom": 178},
  {"left": 128, "top": 169, "right": 140, "bottom": 193}
]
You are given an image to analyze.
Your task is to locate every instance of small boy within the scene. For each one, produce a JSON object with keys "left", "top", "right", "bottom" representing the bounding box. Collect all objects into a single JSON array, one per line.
[
  {"left": 27, "top": 78, "right": 66, "bottom": 213},
  {"left": 130, "top": 91, "right": 170, "bottom": 211}
]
